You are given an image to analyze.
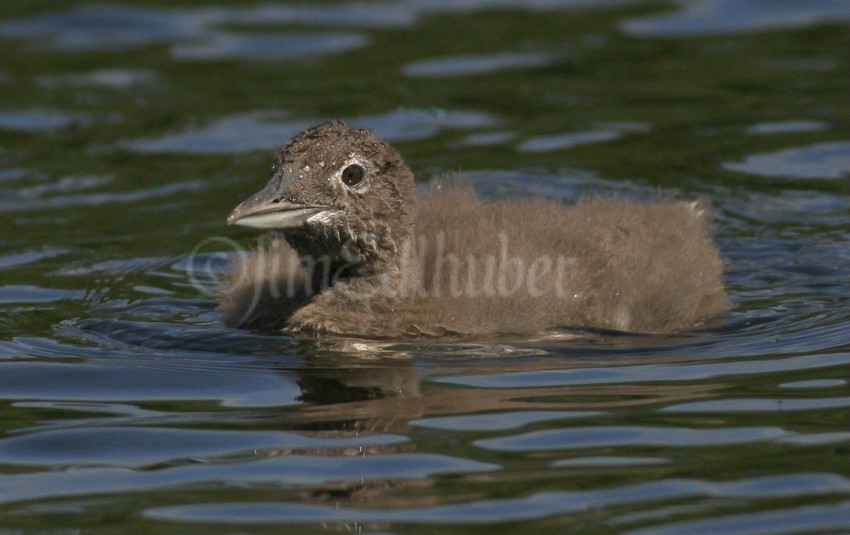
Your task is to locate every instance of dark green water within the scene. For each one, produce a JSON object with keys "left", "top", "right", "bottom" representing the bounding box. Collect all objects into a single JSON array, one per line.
[{"left": 1, "top": 0, "right": 849, "bottom": 532}]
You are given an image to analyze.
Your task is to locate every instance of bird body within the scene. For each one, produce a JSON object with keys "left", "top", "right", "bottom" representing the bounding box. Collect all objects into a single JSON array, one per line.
[{"left": 221, "top": 121, "right": 729, "bottom": 338}]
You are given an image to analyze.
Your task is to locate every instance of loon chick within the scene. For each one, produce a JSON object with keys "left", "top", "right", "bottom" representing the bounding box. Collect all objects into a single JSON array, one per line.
[{"left": 221, "top": 120, "right": 729, "bottom": 337}]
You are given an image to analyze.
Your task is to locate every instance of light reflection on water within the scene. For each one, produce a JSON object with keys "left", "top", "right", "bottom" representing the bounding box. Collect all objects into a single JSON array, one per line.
[
  {"left": 0, "top": 0, "right": 849, "bottom": 532},
  {"left": 723, "top": 141, "right": 850, "bottom": 180},
  {"left": 142, "top": 475, "right": 850, "bottom": 524},
  {"left": 121, "top": 108, "right": 501, "bottom": 153}
]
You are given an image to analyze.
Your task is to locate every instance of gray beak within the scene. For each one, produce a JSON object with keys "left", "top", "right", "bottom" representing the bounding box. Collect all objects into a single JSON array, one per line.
[{"left": 227, "top": 184, "right": 328, "bottom": 230}]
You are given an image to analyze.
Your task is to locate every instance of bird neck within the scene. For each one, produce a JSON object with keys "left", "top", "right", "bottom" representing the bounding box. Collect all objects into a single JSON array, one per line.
[{"left": 285, "top": 222, "right": 419, "bottom": 299}]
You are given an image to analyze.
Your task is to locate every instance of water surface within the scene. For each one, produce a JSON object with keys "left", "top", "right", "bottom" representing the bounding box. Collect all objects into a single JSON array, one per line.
[{"left": 0, "top": 0, "right": 848, "bottom": 532}]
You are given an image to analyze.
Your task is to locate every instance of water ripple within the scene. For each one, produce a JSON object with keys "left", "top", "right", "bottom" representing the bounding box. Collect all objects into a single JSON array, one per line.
[
  {"left": 411, "top": 410, "right": 602, "bottom": 431},
  {"left": 0, "top": 452, "right": 495, "bottom": 504},
  {"left": 625, "top": 500, "right": 850, "bottom": 535},
  {"left": 0, "top": 108, "right": 90, "bottom": 132},
  {"left": 122, "top": 108, "right": 501, "bottom": 153},
  {"left": 171, "top": 31, "right": 369, "bottom": 61},
  {"left": 0, "top": 5, "right": 205, "bottom": 50},
  {"left": 0, "top": 360, "right": 301, "bottom": 407},
  {"left": 622, "top": 0, "right": 850, "bottom": 36},
  {"left": 143, "top": 474, "right": 850, "bottom": 524},
  {"left": 0, "top": 426, "right": 406, "bottom": 468},
  {"left": 404, "top": 52, "right": 553, "bottom": 78},
  {"left": 723, "top": 141, "right": 850, "bottom": 180},
  {"left": 662, "top": 396, "right": 850, "bottom": 413},
  {"left": 0, "top": 179, "right": 203, "bottom": 212},
  {"left": 475, "top": 425, "right": 792, "bottom": 452},
  {"left": 439, "top": 353, "right": 850, "bottom": 388}
]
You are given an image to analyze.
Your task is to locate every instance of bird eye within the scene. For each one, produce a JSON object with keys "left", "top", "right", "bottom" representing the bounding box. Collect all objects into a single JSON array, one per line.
[{"left": 341, "top": 164, "right": 365, "bottom": 187}]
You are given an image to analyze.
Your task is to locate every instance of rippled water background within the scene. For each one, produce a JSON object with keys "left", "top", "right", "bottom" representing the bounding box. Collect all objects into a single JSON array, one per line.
[{"left": 1, "top": 0, "right": 849, "bottom": 531}]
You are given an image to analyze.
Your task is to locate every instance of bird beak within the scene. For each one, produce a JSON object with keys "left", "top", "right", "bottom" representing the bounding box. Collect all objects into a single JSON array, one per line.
[{"left": 227, "top": 185, "right": 328, "bottom": 230}]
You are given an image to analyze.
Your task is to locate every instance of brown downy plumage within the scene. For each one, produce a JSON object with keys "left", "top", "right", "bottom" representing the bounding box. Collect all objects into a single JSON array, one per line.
[{"left": 220, "top": 121, "right": 729, "bottom": 337}]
